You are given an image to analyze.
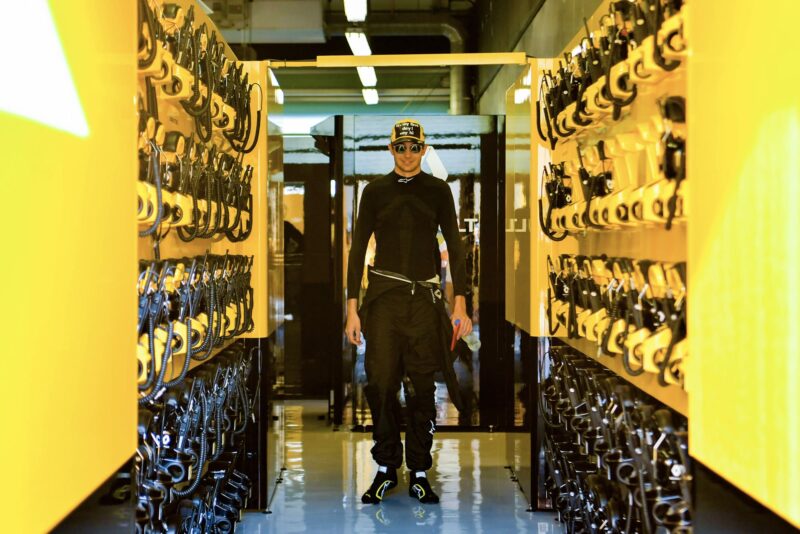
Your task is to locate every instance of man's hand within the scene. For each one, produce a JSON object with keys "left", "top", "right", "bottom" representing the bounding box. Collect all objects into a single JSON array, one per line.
[
  {"left": 345, "top": 298, "right": 362, "bottom": 346},
  {"left": 450, "top": 295, "right": 472, "bottom": 339}
]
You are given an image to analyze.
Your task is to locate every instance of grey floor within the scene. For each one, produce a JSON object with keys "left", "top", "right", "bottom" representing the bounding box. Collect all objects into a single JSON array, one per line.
[{"left": 240, "top": 400, "right": 560, "bottom": 533}]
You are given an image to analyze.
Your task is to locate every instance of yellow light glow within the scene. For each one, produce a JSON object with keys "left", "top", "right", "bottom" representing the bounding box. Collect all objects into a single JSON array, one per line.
[{"left": 0, "top": 0, "right": 89, "bottom": 137}]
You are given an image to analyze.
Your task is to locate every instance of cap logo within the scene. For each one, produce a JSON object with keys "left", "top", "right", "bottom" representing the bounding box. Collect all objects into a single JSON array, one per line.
[
  {"left": 391, "top": 119, "right": 424, "bottom": 143},
  {"left": 396, "top": 123, "right": 417, "bottom": 137}
]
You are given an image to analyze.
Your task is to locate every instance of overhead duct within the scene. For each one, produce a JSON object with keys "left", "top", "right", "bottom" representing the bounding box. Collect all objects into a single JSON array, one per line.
[
  {"left": 327, "top": 14, "right": 468, "bottom": 115},
  {"left": 213, "top": 0, "right": 326, "bottom": 43}
]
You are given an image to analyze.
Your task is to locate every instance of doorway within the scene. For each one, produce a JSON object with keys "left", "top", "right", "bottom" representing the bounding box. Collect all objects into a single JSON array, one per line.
[{"left": 335, "top": 114, "right": 510, "bottom": 429}]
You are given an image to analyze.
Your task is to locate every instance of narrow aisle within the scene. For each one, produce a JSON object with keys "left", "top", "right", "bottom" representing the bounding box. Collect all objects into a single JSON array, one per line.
[{"left": 241, "top": 400, "right": 559, "bottom": 533}]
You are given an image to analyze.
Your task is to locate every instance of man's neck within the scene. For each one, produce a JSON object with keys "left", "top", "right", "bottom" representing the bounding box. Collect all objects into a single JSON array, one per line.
[{"left": 394, "top": 167, "right": 421, "bottom": 178}]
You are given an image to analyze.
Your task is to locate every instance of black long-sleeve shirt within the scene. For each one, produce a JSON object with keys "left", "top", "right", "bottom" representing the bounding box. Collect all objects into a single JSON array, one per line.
[{"left": 347, "top": 171, "right": 467, "bottom": 299}]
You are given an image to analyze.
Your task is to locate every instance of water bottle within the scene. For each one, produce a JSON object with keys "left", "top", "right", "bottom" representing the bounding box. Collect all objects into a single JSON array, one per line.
[
  {"left": 462, "top": 331, "right": 481, "bottom": 351},
  {"left": 454, "top": 320, "right": 481, "bottom": 351}
]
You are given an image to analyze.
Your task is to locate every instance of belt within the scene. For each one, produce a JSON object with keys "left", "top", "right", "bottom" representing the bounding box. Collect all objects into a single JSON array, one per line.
[{"left": 370, "top": 268, "right": 441, "bottom": 294}]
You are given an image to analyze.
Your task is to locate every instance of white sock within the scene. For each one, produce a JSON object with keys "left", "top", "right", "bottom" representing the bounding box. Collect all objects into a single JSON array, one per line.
[
  {"left": 378, "top": 465, "right": 388, "bottom": 473},
  {"left": 414, "top": 471, "right": 426, "bottom": 479}
]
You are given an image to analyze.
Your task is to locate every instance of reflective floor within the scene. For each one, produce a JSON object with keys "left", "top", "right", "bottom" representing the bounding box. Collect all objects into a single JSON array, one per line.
[{"left": 240, "top": 400, "right": 560, "bottom": 533}]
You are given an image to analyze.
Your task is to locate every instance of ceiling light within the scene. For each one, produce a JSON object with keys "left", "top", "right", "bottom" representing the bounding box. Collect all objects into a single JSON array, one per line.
[
  {"left": 344, "top": 0, "right": 367, "bottom": 22},
  {"left": 522, "top": 66, "right": 532, "bottom": 87},
  {"left": 345, "top": 31, "right": 372, "bottom": 56},
  {"left": 514, "top": 88, "right": 531, "bottom": 104},
  {"left": 356, "top": 66, "right": 377, "bottom": 87},
  {"left": 270, "top": 115, "right": 328, "bottom": 135},
  {"left": 362, "top": 88, "right": 379, "bottom": 105}
]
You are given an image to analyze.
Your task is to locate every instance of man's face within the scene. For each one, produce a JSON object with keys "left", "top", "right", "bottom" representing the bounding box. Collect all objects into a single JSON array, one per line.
[{"left": 389, "top": 141, "right": 426, "bottom": 175}]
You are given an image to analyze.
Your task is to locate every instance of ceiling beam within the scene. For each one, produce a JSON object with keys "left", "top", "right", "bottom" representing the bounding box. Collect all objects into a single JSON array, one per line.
[
  {"left": 269, "top": 52, "right": 528, "bottom": 68},
  {"left": 283, "top": 88, "right": 449, "bottom": 96}
]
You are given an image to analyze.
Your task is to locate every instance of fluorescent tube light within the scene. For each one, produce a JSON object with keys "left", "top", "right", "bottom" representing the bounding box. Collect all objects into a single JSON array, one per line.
[
  {"left": 345, "top": 31, "right": 372, "bottom": 56},
  {"left": 356, "top": 66, "right": 377, "bottom": 87},
  {"left": 362, "top": 88, "right": 379, "bottom": 105},
  {"left": 522, "top": 66, "right": 532, "bottom": 87},
  {"left": 344, "top": 0, "right": 367, "bottom": 22},
  {"left": 270, "top": 115, "right": 328, "bottom": 135}
]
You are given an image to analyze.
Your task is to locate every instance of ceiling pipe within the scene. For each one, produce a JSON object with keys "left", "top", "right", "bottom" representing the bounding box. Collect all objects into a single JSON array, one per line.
[{"left": 327, "top": 13, "right": 469, "bottom": 114}]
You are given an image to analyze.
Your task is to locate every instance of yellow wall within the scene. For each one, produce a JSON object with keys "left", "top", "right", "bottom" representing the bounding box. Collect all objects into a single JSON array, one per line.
[
  {"left": 0, "top": 2, "right": 137, "bottom": 532},
  {"left": 0, "top": 2, "right": 284, "bottom": 530},
  {"left": 687, "top": 1, "right": 800, "bottom": 527}
]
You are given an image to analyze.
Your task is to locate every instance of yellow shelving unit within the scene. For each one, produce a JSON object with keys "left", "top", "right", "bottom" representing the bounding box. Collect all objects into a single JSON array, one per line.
[
  {"left": 508, "top": 0, "right": 799, "bottom": 528},
  {"left": 509, "top": 0, "right": 689, "bottom": 410},
  {"left": 136, "top": 2, "right": 283, "bottom": 339}
]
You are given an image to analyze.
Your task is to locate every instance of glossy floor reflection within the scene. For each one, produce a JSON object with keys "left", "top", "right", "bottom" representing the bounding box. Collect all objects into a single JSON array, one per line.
[{"left": 240, "top": 400, "right": 560, "bottom": 533}]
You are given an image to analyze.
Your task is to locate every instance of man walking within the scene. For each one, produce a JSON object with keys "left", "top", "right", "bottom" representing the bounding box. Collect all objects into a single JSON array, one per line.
[{"left": 344, "top": 119, "right": 472, "bottom": 505}]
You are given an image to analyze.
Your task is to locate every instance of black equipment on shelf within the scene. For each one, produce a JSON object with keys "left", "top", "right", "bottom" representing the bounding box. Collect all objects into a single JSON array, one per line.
[
  {"left": 539, "top": 163, "right": 572, "bottom": 241},
  {"left": 134, "top": 341, "right": 255, "bottom": 533},
  {"left": 136, "top": 0, "right": 262, "bottom": 253},
  {"left": 137, "top": 253, "right": 255, "bottom": 404},
  {"left": 548, "top": 254, "right": 687, "bottom": 388},
  {"left": 534, "top": 0, "right": 686, "bottom": 143},
  {"left": 539, "top": 346, "right": 692, "bottom": 533}
]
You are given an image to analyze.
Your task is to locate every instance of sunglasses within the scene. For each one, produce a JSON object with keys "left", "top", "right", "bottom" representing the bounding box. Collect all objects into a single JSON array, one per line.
[{"left": 392, "top": 143, "right": 424, "bottom": 154}]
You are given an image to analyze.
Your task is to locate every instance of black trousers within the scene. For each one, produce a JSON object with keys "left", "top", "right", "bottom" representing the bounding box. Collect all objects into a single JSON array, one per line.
[{"left": 363, "top": 285, "right": 441, "bottom": 472}]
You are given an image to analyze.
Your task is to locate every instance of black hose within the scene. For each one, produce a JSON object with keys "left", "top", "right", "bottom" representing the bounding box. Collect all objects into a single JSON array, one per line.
[
  {"left": 139, "top": 315, "right": 158, "bottom": 391},
  {"left": 138, "top": 0, "right": 157, "bottom": 69},
  {"left": 621, "top": 338, "right": 645, "bottom": 377},
  {"left": 210, "top": 399, "right": 224, "bottom": 461},
  {"left": 177, "top": 176, "right": 201, "bottom": 242},
  {"left": 171, "top": 389, "right": 208, "bottom": 498},
  {"left": 236, "top": 85, "right": 262, "bottom": 154},
  {"left": 139, "top": 146, "right": 164, "bottom": 237},
  {"left": 538, "top": 198, "right": 568, "bottom": 241},
  {"left": 191, "top": 282, "right": 216, "bottom": 361},
  {"left": 138, "top": 321, "right": 175, "bottom": 405},
  {"left": 233, "top": 382, "right": 249, "bottom": 435},
  {"left": 165, "top": 318, "right": 193, "bottom": 388}
]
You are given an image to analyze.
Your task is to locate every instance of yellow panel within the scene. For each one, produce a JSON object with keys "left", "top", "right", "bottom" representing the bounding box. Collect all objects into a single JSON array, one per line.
[
  {"left": 263, "top": 60, "right": 285, "bottom": 337},
  {"left": 0, "top": 2, "right": 137, "bottom": 532},
  {"left": 504, "top": 72, "right": 532, "bottom": 329},
  {"left": 520, "top": 0, "right": 689, "bottom": 424},
  {"left": 265, "top": 131, "right": 285, "bottom": 337},
  {"left": 239, "top": 61, "right": 272, "bottom": 338},
  {"left": 687, "top": 1, "right": 800, "bottom": 528}
]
